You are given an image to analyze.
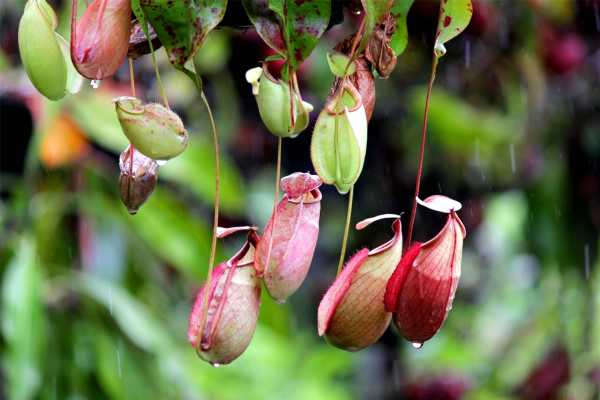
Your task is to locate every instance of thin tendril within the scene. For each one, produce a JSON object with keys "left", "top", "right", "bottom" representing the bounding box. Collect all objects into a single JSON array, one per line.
[
  {"left": 406, "top": 55, "right": 439, "bottom": 247},
  {"left": 196, "top": 89, "right": 221, "bottom": 351},
  {"left": 336, "top": 185, "right": 354, "bottom": 275},
  {"left": 128, "top": 58, "right": 136, "bottom": 98},
  {"left": 333, "top": 16, "right": 365, "bottom": 276},
  {"left": 263, "top": 136, "right": 282, "bottom": 276},
  {"left": 145, "top": 28, "right": 169, "bottom": 109},
  {"left": 127, "top": 59, "right": 135, "bottom": 181}
]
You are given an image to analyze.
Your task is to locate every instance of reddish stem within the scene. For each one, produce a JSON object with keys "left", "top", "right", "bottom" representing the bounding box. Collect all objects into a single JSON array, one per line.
[{"left": 406, "top": 56, "right": 439, "bottom": 247}]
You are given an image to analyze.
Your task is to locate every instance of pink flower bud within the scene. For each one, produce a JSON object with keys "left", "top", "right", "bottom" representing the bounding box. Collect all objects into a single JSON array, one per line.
[
  {"left": 188, "top": 229, "right": 261, "bottom": 366},
  {"left": 70, "top": 0, "right": 131, "bottom": 80},
  {"left": 385, "top": 195, "right": 466, "bottom": 346},
  {"left": 255, "top": 173, "right": 322, "bottom": 303},
  {"left": 318, "top": 215, "right": 403, "bottom": 351}
]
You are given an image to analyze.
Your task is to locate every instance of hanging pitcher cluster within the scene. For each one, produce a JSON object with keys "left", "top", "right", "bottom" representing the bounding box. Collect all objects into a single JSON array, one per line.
[
  {"left": 17, "top": 0, "right": 474, "bottom": 367},
  {"left": 18, "top": 0, "right": 192, "bottom": 215},
  {"left": 188, "top": 173, "right": 323, "bottom": 365},
  {"left": 319, "top": 195, "right": 466, "bottom": 351}
]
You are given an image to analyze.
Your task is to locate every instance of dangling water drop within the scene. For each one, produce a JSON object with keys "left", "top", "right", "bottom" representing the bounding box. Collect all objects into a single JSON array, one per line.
[
  {"left": 210, "top": 362, "right": 221, "bottom": 368},
  {"left": 509, "top": 143, "right": 516, "bottom": 174},
  {"left": 411, "top": 342, "right": 423, "bottom": 349},
  {"left": 156, "top": 159, "right": 168, "bottom": 166},
  {"left": 91, "top": 79, "right": 101, "bottom": 89}
]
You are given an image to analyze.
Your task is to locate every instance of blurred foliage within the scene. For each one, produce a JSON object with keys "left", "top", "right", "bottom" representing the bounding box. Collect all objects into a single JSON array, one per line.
[{"left": 1, "top": 1, "right": 600, "bottom": 400}]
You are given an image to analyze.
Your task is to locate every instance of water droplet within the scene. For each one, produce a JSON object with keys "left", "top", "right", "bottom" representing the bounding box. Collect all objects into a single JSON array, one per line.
[
  {"left": 509, "top": 144, "right": 516, "bottom": 174},
  {"left": 156, "top": 160, "right": 167, "bottom": 166},
  {"left": 584, "top": 244, "right": 590, "bottom": 280},
  {"left": 116, "top": 348, "right": 122, "bottom": 378},
  {"left": 411, "top": 342, "right": 423, "bottom": 349},
  {"left": 91, "top": 79, "right": 101, "bottom": 89},
  {"left": 210, "top": 362, "right": 221, "bottom": 368}
]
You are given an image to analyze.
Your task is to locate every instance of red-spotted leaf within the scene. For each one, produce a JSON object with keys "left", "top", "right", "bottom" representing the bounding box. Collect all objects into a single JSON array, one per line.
[
  {"left": 434, "top": 0, "right": 473, "bottom": 57},
  {"left": 244, "top": 0, "right": 331, "bottom": 69},
  {"left": 242, "top": 0, "right": 286, "bottom": 55},
  {"left": 139, "top": 0, "right": 227, "bottom": 67},
  {"left": 284, "top": 0, "right": 331, "bottom": 68},
  {"left": 359, "top": 0, "right": 393, "bottom": 52},
  {"left": 390, "top": 0, "right": 415, "bottom": 56}
]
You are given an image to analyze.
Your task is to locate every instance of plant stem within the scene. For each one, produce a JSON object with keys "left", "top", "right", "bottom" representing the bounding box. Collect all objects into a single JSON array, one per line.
[
  {"left": 336, "top": 185, "right": 354, "bottom": 275},
  {"left": 146, "top": 30, "right": 169, "bottom": 109},
  {"left": 263, "top": 136, "right": 282, "bottom": 275},
  {"left": 196, "top": 89, "right": 221, "bottom": 351},
  {"left": 332, "top": 16, "right": 366, "bottom": 275},
  {"left": 330, "top": 15, "right": 366, "bottom": 276},
  {"left": 406, "top": 55, "right": 439, "bottom": 247},
  {"left": 127, "top": 59, "right": 135, "bottom": 178},
  {"left": 128, "top": 58, "right": 136, "bottom": 98}
]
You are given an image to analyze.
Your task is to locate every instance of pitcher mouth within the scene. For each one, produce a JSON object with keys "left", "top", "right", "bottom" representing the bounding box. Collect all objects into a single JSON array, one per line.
[
  {"left": 288, "top": 189, "right": 322, "bottom": 204},
  {"left": 114, "top": 96, "right": 144, "bottom": 114},
  {"left": 325, "top": 82, "right": 363, "bottom": 116}
]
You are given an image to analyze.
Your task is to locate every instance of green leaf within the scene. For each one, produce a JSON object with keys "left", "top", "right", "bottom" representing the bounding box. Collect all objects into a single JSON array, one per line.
[
  {"left": 131, "top": 0, "right": 148, "bottom": 35},
  {"left": 160, "top": 138, "right": 245, "bottom": 214},
  {"left": 359, "top": 0, "right": 393, "bottom": 52},
  {"left": 284, "top": 0, "right": 331, "bottom": 68},
  {"left": 434, "top": 0, "right": 473, "bottom": 57},
  {"left": 94, "top": 329, "right": 161, "bottom": 400},
  {"left": 126, "top": 188, "right": 211, "bottom": 279},
  {"left": 73, "top": 272, "right": 173, "bottom": 352},
  {"left": 2, "top": 237, "right": 46, "bottom": 400},
  {"left": 390, "top": 0, "right": 415, "bottom": 56},
  {"left": 243, "top": 0, "right": 331, "bottom": 68},
  {"left": 242, "top": 0, "right": 286, "bottom": 55},
  {"left": 139, "top": 0, "right": 228, "bottom": 67},
  {"left": 326, "top": 51, "right": 356, "bottom": 77}
]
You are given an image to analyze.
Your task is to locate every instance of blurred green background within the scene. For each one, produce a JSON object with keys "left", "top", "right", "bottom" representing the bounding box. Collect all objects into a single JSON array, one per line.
[{"left": 1, "top": 1, "right": 600, "bottom": 399}]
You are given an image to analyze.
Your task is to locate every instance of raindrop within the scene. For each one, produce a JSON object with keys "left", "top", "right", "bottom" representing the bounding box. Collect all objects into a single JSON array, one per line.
[
  {"left": 584, "top": 244, "right": 590, "bottom": 280},
  {"left": 465, "top": 40, "right": 471, "bottom": 69},
  {"left": 116, "top": 348, "right": 122, "bottom": 378},
  {"left": 156, "top": 160, "right": 168, "bottom": 166},
  {"left": 411, "top": 342, "right": 423, "bottom": 349},
  {"left": 91, "top": 79, "right": 101, "bottom": 89},
  {"left": 210, "top": 362, "right": 221, "bottom": 368},
  {"left": 509, "top": 143, "right": 516, "bottom": 174}
]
